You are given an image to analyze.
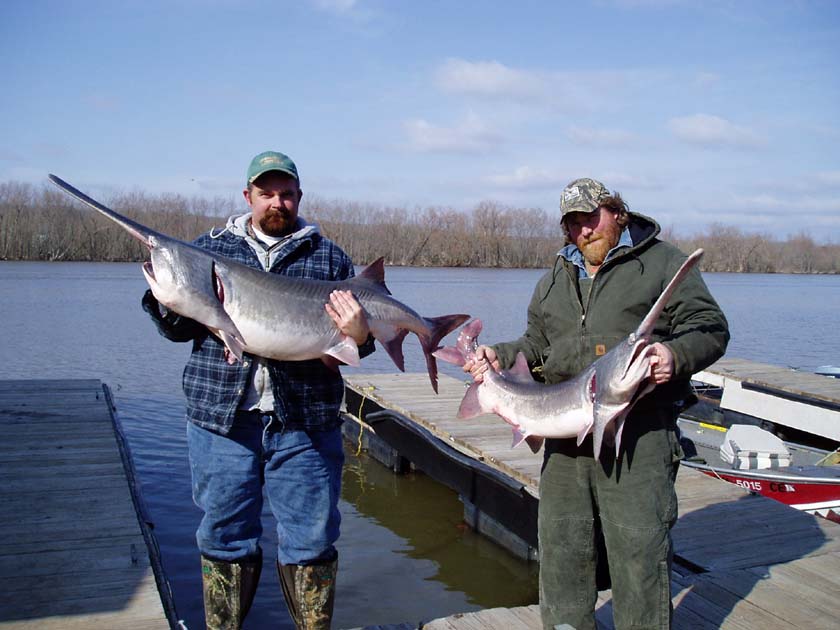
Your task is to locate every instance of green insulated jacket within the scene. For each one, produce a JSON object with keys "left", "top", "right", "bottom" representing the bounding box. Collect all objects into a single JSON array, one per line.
[{"left": 493, "top": 212, "right": 729, "bottom": 407}]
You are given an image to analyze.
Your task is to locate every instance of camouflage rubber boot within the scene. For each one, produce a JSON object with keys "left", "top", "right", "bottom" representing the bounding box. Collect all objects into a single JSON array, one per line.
[
  {"left": 200, "top": 552, "right": 262, "bottom": 630},
  {"left": 277, "top": 558, "right": 338, "bottom": 630}
]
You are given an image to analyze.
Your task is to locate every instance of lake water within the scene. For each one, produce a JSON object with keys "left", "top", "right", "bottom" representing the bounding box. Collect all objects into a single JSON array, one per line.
[{"left": 1, "top": 261, "right": 838, "bottom": 629}]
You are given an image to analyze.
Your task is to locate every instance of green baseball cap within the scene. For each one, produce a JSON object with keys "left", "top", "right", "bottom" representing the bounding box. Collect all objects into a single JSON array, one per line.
[
  {"left": 560, "top": 178, "right": 610, "bottom": 218},
  {"left": 246, "top": 151, "right": 299, "bottom": 185}
]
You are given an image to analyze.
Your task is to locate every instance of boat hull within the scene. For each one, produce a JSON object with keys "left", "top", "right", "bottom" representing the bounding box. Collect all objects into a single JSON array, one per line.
[{"left": 681, "top": 459, "right": 840, "bottom": 523}]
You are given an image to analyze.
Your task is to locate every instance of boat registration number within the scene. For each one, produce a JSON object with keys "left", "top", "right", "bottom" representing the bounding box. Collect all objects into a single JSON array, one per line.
[{"left": 734, "top": 479, "right": 763, "bottom": 492}]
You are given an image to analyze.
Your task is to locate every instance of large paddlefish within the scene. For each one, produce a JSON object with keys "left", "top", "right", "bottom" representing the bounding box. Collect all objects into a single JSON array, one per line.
[
  {"left": 49, "top": 174, "right": 468, "bottom": 392},
  {"left": 434, "top": 249, "right": 704, "bottom": 456}
]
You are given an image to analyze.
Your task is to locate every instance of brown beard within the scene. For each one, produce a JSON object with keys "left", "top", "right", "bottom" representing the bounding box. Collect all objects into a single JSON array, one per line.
[
  {"left": 258, "top": 211, "right": 296, "bottom": 237},
  {"left": 577, "top": 221, "right": 621, "bottom": 266},
  {"left": 579, "top": 237, "right": 611, "bottom": 266}
]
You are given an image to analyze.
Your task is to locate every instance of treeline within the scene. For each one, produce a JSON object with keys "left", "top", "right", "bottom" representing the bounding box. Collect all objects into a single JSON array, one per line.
[{"left": 1, "top": 181, "right": 838, "bottom": 273}]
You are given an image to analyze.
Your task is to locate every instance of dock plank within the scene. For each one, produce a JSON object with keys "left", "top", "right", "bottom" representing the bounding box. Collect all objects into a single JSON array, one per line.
[
  {"left": 0, "top": 379, "right": 172, "bottom": 629},
  {"left": 702, "top": 357, "right": 840, "bottom": 406}
]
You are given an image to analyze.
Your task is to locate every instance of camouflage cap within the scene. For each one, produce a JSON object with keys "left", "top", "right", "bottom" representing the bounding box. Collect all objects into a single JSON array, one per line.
[
  {"left": 560, "top": 178, "right": 610, "bottom": 218},
  {"left": 246, "top": 151, "right": 299, "bottom": 185}
]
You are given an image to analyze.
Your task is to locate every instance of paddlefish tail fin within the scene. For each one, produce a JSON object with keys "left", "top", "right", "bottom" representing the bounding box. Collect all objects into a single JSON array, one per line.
[
  {"left": 432, "top": 318, "right": 483, "bottom": 367},
  {"left": 432, "top": 346, "right": 466, "bottom": 367},
  {"left": 420, "top": 313, "right": 471, "bottom": 393}
]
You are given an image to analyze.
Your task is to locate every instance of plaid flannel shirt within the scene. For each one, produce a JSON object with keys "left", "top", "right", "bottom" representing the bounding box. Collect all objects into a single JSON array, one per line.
[{"left": 147, "top": 220, "right": 373, "bottom": 435}]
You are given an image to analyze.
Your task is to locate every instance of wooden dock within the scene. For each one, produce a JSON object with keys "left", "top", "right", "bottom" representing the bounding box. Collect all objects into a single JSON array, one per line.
[
  {"left": 345, "top": 372, "right": 840, "bottom": 630},
  {"left": 0, "top": 380, "right": 176, "bottom": 629},
  {"left": 696, "top": 357, "right": 840, "bottom": 443}
]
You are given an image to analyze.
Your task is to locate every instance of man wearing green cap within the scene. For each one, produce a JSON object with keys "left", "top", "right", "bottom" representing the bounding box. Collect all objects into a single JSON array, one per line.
[
  {"left": 464, "top": 178, "right": 729, "bottom": 629},
  {"left": 142, "top": 150, "right": 373, "bottom": 629}
]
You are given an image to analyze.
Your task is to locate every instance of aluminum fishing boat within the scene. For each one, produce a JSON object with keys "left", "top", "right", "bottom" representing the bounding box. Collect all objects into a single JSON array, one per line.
[{"left": 678, "top": 417, "right": 840, "bottom": 523}]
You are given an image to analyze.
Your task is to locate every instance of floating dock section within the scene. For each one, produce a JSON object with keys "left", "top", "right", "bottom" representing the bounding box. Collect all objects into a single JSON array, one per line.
[
  {"left": 345, "top": 370, "right": 840, "bottom": 629},
  {"left": 695, "top": 357, "right": 840, "bottom": 444},
  {"left": 0, "top": 379, "right": 176, "bottom": 629}
]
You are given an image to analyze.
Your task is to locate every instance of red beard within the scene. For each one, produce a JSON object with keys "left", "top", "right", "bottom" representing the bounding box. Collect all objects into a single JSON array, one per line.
[{"left": 577, "top": 222, "right": 621, "bottom": 266}]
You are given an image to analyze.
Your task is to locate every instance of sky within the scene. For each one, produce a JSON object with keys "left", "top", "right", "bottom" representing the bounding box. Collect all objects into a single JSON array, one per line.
[{"left": 1, "top": 0, "right": 839, "bottom": 242}]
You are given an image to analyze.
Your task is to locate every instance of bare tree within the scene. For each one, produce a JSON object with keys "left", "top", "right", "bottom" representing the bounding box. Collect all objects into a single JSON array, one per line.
[{"left": 1, "top": 179, "right": 838, "bottom": 272}]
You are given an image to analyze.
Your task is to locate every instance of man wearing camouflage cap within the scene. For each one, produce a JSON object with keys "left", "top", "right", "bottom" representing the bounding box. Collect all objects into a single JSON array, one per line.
[
  {"left": 142, "top": 151, "right": 374, "bottom": 629},
  {"left": 465, "top": 178, "right": 729, "bottom": 629}
]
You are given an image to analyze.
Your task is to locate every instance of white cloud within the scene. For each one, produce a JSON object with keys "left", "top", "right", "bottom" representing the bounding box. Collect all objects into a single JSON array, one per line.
[
  {"left": 668, "top": 113, "right": 765, "bottom": 149},
  {"left": 598, "top": 172, "right": 662, "bottom": 190},
  {"left": 814, "top": 171, "right": 840, "bottom": 187},
  {"left": 728, "top": 192, "right": 840, "bottom": 218},
  {"left": 434, "top": 58, "right": 547, "bottom": 100},
  {"left": 483, "top": 167, "right": 662, "bottom": 195},
  {"left": 566, "top": 125, "right": 637, "bottom": 147},
  {"left": 732, "top": 194, "right": 786, "bottom": 210},
  {"left": 311, "top": 0, "right": 357, "bottom": 13},
  {"left": 432, "top": 58, "right": 666, "bottom": 116},
  {"left": 806, "top": 196, "right": 840, "bottom": 212},
  {"left": 403, "top": 112, "right": 502, "bottom": 154},
  {"left": 484, "top": 166, "right": 568, "bottom": 190},
  {"left": 694, "top": 72, "right": 720, "bottom": 87}
]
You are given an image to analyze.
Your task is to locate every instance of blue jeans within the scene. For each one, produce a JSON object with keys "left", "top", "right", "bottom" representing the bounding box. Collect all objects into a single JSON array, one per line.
[{"left": 187, "top": 412, "right": 344, "bottom": 566}]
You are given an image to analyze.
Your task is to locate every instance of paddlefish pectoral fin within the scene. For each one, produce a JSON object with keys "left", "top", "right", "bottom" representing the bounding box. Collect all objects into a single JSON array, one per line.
[
  {"left": 608, "top": 379, "right": 656, "bottom": 456},
  {"left": 218, "top": 330, "right": 246, "bottom": 365},
  {"left": 511, "top": 427, "right": 528, "bottom": 448},
  {"left": 456, "top": 382, "right": 483, "bottom": 419},
  {"left": 591, "top": 419, "right": 606, "bottom": 461},
  {"left": 577, "top": 420, "right": 593, "bottom": 448},
  {"left": 577, "top": 371, "right": 597, "bottom": 447},
  {"left": 324, "top": 336, "right": 361, "bottom": 367}
]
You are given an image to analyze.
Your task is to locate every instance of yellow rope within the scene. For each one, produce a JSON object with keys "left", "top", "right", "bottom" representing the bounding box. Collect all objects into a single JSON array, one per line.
[{"left": 354, "top": 385, "right": 376, "bottom": 457}]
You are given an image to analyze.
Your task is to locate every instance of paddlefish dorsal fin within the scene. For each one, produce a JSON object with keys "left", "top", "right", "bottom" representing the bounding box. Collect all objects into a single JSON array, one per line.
[
  {"left": 503, "top": 353, "right": 535, "bottom": 384},
  {"left": 351, "top": 257, "right": 391, "bottom": 295}
]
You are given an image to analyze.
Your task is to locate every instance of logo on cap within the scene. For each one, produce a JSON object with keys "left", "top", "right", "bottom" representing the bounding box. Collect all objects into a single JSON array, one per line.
[{"left": 563, "top": 186, "right": 581, "bottom": 203}]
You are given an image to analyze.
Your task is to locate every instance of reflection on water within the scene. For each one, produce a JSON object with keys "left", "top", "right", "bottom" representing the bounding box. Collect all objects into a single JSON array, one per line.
[
  {"left": 1, "top": 261, "right": 839, "bottom": 628},
  {"left": 341, "top": 448, "right": 538, "bottom": 609}
]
